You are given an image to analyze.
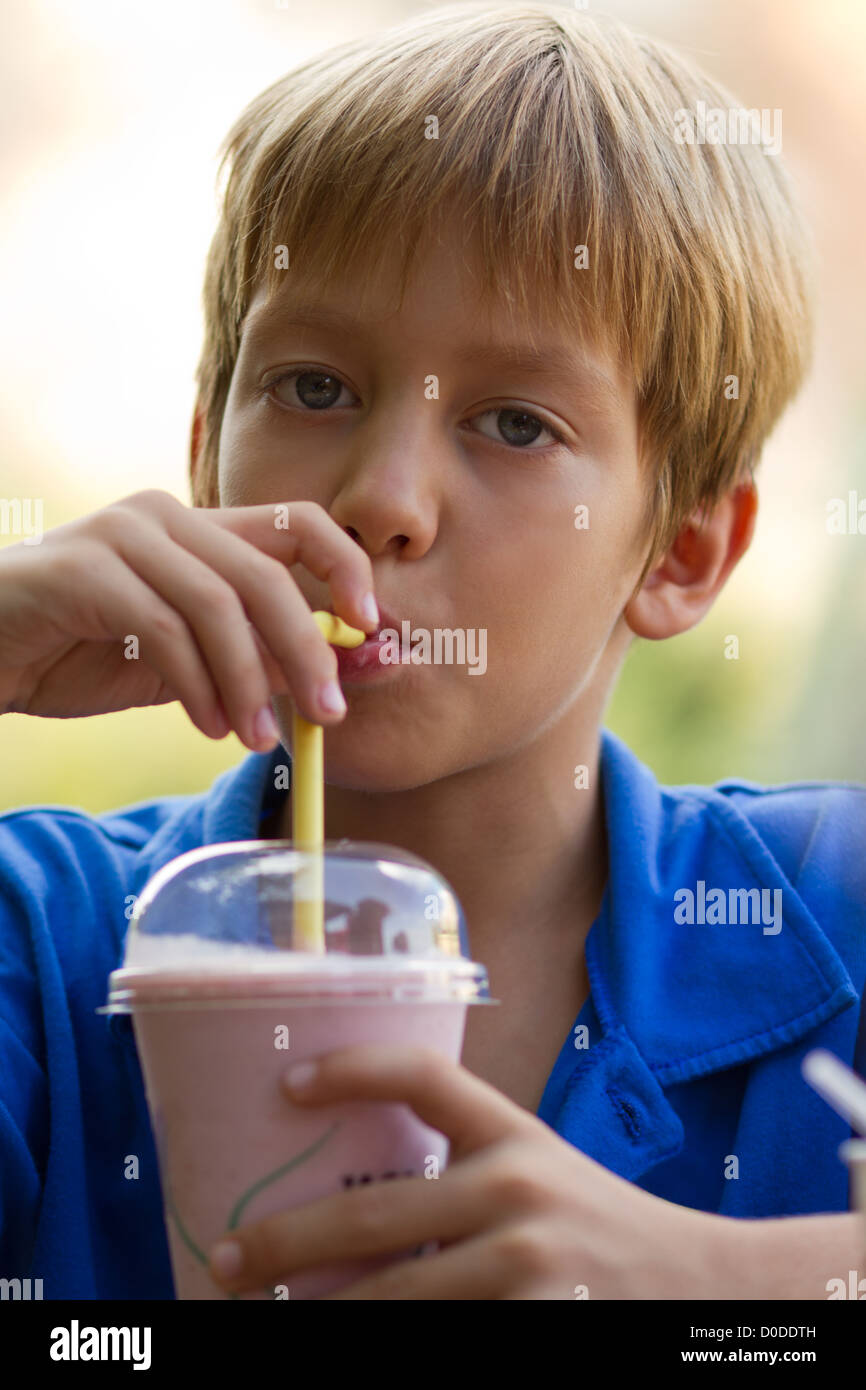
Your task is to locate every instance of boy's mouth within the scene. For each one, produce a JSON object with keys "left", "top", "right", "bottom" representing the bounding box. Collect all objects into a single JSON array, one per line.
[
  {"left": 323, "top": 601, "right": 404, "bottom": 641},
  {"left": 327, "top": 603, "right": 411, "bottom": 682}
]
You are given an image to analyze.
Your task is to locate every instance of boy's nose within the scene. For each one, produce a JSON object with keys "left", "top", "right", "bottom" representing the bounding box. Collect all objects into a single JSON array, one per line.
[
  {"left": 343, "top": 521, "right": 410, "bottom": 559},
  {"left": 329, "top": 407, "right": 443, "bottom": 558}
]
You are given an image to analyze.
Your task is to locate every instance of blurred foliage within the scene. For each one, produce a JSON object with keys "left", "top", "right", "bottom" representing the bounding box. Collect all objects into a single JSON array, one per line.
[
  {"left": 0, "top": 705, "right": 242, "bottom": 817},
  {"left": 774, "top": 419, "right": 866, "bottom": 783},
  {"left": 605, "top": 607, "right": 798, "bottom": 787}
]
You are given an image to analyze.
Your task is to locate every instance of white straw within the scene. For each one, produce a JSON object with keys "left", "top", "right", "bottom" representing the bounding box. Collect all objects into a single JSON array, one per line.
[{"left": 802, "top": 1049, "right": 866, "bottom": 1135}]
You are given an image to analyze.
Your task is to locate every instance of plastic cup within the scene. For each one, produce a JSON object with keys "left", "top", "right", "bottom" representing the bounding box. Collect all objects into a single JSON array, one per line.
[
  {"left": 102, "top": 841, "right": 492, "bottom": 1300},
  {"left": 839, "top": 1137, "right": 866, "bottom": 1261}
]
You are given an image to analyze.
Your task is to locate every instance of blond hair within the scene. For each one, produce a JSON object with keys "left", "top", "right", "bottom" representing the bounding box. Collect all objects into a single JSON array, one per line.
[{"left": 193, "top": 1, "right": 814, "bottom": 568}]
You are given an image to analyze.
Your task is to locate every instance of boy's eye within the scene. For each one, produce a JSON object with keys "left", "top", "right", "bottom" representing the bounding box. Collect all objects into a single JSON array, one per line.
[
  {"left": 269, "top": 370, "right": 355, "bottom": 410},
  {"left": 266, "top": 374, "right": 561, "bottom": 449},
  {"left": 470, "top": 408, "right": 559, "bottom": 449}
]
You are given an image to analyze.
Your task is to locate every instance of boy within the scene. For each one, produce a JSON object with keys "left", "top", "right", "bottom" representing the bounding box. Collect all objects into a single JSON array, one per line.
[{"left": 1, "top": 2, "right": 864, "bottom": 1300}]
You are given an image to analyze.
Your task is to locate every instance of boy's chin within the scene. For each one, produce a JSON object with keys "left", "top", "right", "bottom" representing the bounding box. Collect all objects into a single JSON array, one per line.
[
  {"left": 320, "top": 739, "right": 462, "bottom": 794},
  {"left": 316, "top": 708, "right": 467, "bottom": 793},
  {"left": 322, "top": 760, "right": 438, "bottom": 794}
]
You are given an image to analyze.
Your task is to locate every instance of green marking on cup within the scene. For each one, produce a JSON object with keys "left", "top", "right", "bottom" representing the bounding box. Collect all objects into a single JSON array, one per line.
[
  {"left": 164, "top": 1177, "right": 209, "bottom": 1267},
  {"left": 160, "top": 1119, "right": 341, "bottom": 1299},
  {"left": 227, "top": 1120, "right": 341, "bottom": 1230}
]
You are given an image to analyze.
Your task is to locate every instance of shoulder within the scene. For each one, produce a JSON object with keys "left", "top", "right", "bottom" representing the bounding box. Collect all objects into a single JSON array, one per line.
[
  {"left": 706, "top": 776, "right": 866, "bottom": 895},
  {"left": 606, "top": 722, "right": 866, "bottom": 974},
  {"left": 603, "top": 729, "right": 866, "bottom": 899},
  {"left": 0, "top": 748, "right": 277, "bottom": 931},
  {"left": 0, "top": 795, "right": 186, "bottom": 848},
  {"left": 0, "top": 793, "right": 199, "bottom": 876},
  {"left": 683, "top": 775, "right": 866, "bottom": 981},
  {"left": 0, "top": 793, "right": 205, "bottom": 941},
  {"left": 0, "top": 792, "right": 212, "bottom": 1066}
]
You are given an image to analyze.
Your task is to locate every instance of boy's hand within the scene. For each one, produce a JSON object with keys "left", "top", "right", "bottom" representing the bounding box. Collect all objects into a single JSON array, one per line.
[
  {"left": 207, "top": 1046, "right": 730, "bottom": 1300},
  {"left": 0, "top": 489, "right": 378, "bottom": 748}
]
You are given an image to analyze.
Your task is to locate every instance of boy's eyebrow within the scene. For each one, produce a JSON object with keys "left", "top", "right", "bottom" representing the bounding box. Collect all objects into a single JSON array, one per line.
[
  {"left": 246, "top": 304, "right": 623, "bottom": 412},
  {"left": 452, "top": 343, "right": 623, "bottom": 413}
]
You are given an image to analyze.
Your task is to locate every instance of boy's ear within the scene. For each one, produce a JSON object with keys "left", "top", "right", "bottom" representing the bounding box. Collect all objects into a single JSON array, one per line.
[{"left": 624, "top": 481, "right": 758, "bottom": 640}]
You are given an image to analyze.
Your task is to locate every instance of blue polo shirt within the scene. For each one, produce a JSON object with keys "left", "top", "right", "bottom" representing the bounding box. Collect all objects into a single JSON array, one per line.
[{"left": 1, "top": 729, "right": 865, "bottom": 1299}]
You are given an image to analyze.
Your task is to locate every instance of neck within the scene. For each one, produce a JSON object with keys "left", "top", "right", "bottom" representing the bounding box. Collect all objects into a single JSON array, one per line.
[{"left": 275, "top": 708, "right": 609, "bottom": 960}]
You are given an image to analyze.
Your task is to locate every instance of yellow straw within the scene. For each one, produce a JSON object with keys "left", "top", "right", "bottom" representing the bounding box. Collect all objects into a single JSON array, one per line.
[{"left": 291, "top": 611, "right": 366, "bottom": 952}]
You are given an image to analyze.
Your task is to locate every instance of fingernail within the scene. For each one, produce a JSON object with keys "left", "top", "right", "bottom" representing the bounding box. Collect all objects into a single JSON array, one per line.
[
  {"left": 286, "top": 1060, "right": 318, "bottom": 1091},
  {"left": 254, "top": 704, "right": 280, "bottom": 746},
  {"left": 318, "top": 679, "right": 347, "bottom": 715},
  {"left": 361, "top": 592, "right": 380, "bottom": 627},
  {"left": 210, "top": 1240, "right": 243, "bottom": 1281}
]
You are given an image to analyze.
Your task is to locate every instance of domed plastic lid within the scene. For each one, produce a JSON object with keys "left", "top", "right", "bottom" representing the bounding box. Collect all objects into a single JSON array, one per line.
[{"left": 104, "top": 840, "right": 491, "bottom": 1009}]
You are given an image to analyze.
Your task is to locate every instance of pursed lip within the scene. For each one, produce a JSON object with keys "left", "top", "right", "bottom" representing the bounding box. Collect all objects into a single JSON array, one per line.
[{"left": 323, "top": 602, "right": 414, "bottom": 680}]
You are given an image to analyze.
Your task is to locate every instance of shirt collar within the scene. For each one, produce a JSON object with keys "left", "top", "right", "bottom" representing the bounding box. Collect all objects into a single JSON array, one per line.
[
  {"left": 128, "top": 744, "right": 287, "bottom": 894},
  {"left": 201, "top": 745, "right": 287, "bottom": 845}
]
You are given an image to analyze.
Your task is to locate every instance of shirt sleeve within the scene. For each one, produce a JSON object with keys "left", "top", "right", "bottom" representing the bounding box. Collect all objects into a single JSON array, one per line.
[{"left": 0, "top": 827, "right": 50, "bottom": 1277}]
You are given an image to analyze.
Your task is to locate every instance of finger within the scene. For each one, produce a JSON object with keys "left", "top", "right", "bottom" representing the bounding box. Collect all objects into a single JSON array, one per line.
[
  {"left": 323, "top": 1226, "right": 556, "bottom": 1301},
  {"left": 143, "top": 503, "right": 353, "bottom": 725},
  {"left": 109, "top": 519, "right": 284, "bottom": 750},
  {"left": 249, "top": 624, "right": 293, "bottom": 693},
  {"left": 81, "top": 549, "right": 227, "bottom": 740},
  {"left": 199, "top": 499, "right": 378, "bottom": 635},
  {"left": 208, "top": 1174, "right": 462, "bottom": 1293},
  {"left": 282, "top": 1045, "right": 541, "bottom": 1157},
  {"left": 209, "top": 1133, "right": 551, "bottom": 1294}
]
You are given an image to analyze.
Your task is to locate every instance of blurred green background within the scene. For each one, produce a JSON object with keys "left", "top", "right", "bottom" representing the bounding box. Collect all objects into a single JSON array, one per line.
[{"left": 2, "top": 0, "right": 865, "bottom": 815}]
